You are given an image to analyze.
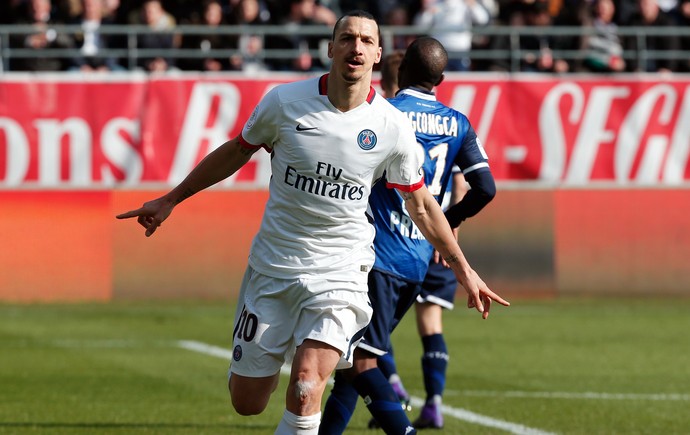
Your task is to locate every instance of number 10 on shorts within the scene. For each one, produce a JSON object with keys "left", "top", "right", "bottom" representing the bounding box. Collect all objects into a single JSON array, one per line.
[{"left": 233, "top": 305, "right": 258, "bottom": 342}]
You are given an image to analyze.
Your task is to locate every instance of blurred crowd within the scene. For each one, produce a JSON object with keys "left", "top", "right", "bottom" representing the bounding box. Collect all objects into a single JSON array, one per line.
[{"left": 1, "top": 0, "right": 689, "bottom": 73}]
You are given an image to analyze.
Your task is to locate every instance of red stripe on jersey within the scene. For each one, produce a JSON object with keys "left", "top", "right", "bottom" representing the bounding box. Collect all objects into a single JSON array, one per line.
[
  {"left": 239, "top": 134, "right": 271, "bottom": 153},
  {"left": 366, "top": 86, "right": 376, "bottom": 103},
  {"left": 386, "top": 176, "right": 425, "bottom": 192},
  {"left": 319, "top": 74, "right": 328, "bottom": 95}
]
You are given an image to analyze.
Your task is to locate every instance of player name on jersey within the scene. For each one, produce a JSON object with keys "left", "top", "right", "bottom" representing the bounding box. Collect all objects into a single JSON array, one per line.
[{"left": 405, "top": 112, "right": 459, "bottom": 137}]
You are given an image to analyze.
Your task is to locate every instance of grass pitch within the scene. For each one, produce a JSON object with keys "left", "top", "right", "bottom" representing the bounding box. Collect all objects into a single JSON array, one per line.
[{"left": 1, "top": 297, "right": 689, "bottom": 434}]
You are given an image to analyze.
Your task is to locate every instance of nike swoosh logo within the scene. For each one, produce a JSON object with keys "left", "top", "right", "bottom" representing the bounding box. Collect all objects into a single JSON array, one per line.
[{"left": 296, "top": 124, "right": 318, "bottom": 131}]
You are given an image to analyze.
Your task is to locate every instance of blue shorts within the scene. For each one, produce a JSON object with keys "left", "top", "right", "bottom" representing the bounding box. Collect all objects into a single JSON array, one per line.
[
  {"left": 416, "top": 260, "right": 457, "bottom": 309},
  {"left": 357, "top": 269, "right": 422, "bottom": 356}
]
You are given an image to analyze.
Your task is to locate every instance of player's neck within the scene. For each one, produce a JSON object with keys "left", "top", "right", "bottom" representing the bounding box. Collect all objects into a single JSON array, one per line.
[{"left": 327, "top": 74, "right": 372, "bottom": 112}]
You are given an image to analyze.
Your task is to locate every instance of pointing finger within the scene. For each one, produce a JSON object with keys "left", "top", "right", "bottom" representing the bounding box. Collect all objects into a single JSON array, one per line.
[
  {"left": 116, "top": 209, "right": 144, "bottom": 220},
  {"left": 482, "top": 289, "right": 510, "bottom": 307}
]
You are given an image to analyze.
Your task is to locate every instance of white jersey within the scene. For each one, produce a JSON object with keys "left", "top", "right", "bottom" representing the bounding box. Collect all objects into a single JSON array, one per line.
[{"left": 240, "top": 74, "right": 423, "bottom": 284}]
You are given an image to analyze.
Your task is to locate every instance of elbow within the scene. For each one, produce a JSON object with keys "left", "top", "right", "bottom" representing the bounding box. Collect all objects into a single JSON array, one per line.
[
  {"left": 484, "top": 183, "right": 497, "bottom": 203},
  {"left": 478, "top": 177, "right": 497, "bottom": 205}
]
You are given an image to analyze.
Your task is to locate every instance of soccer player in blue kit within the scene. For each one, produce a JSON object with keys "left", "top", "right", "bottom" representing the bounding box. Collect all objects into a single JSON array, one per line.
[
  {"left": 320, "top": 36, "right": 502, "bottom": 434},
  {"left": 378, "top": 38, "right": 498, "bottom": 430}
]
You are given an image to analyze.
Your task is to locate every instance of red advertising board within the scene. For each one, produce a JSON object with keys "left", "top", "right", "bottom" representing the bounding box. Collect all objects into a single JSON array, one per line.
[{"left": 1, "top": 74, "right": 689, "bottom": 187}]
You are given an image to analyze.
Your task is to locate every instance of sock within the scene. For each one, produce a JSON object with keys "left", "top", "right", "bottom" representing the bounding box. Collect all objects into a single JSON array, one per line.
[
  {"left": 377, "top": 352, "right": 397, "bottom": 380},
  {"left": 319, "top": 372, "right": 359, "bottom": 435},
  {"left": 275, "top": 409, "right": 320, "bottom": 435},
  {"left": 421, "top": 333, "right": 449, "bottom": 403},
  {"left": 353, "top": 368, "right": 416, "bottom": 435},
  {"left": 378, "top": 349, "right": 410, "bottom": 402}
]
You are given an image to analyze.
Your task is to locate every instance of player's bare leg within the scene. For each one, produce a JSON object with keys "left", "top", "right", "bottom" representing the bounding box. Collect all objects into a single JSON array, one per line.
[
  {"left": 415, "top": 302, "right": 443, "bottom": 336},
  {"left": 285, "top": 339, "right": 341, "bottom": 415},
  {"left": 275, "top": 339, "right": 341, "bottom": 434},
  {"left": 228, "top": 372, "right": 280, "bottom": 415}
]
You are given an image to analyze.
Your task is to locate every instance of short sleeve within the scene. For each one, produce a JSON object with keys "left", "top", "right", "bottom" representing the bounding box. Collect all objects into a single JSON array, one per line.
[
  {"left": 240, "top": 87, "right": 281, "bottom": 151},
  {"left": 384, "top": 118, "right": 424, "bottom": 192}
]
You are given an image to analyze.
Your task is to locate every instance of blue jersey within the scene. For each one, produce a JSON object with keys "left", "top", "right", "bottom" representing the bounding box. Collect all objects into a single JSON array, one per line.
[{"left": 370, "top": 87, "right": 489, "bottom": 282}]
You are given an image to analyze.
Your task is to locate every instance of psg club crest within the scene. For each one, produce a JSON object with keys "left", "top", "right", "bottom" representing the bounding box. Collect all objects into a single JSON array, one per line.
[
  {"left": 357, "top": 129, "right": 377, "bottom": 150},
  {"left": 233, "top": 345, "right": 243, "bottom": 361}
]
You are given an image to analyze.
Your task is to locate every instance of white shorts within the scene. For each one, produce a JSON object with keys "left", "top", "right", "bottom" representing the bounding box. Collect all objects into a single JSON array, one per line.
[{"left": 228, "top": 266, "right": 373, "bottom": 378}]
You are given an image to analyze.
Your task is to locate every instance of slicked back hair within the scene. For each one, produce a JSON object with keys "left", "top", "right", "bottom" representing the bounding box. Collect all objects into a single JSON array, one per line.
[
  {"left": 400, "top": 37, "right": 448, "bottom": 88},
  {"left": 332, "top": 9, "right": 381, "bottom": 47}
]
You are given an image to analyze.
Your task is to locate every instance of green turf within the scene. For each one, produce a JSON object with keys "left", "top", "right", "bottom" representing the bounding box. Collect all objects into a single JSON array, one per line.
[{"left": 1, "top": 298, "right": 689, "bottom": 434}]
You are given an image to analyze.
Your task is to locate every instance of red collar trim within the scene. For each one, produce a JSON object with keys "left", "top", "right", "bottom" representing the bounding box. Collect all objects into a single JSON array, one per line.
[{"left": 319, "top": 74, "right": 328, "bottom": 95}]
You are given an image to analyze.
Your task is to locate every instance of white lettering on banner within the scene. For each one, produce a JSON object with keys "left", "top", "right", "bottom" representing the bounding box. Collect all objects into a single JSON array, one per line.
[
  {"left": 169, "top": 82, "right": 241, "bottom": 185},
  {"left": 450, "top": 85, "right": 475, "bottom": 114},
  {"left": 476, "top": 86, "right": 501, "bottom": 144},
  {"left": 616, "top": 84, "right": 676, "bottom": 184},
  {"left": 36, "top": 118, "right": 92, "bottom": 186},
  {"left": 538, "top": 83, "right": 690, "bottom": 184},
  {"left": 100, "top": 118, "right": 142, "bottom": 185},
  {"left": 449, "top": 84, "right": 501, "bottom": 143},
  {"left": 2, "top": 78, "right": 688, "bottom": 187},
  {"left": 539, "top": 82, "right": 585, "bottom": 182},
  {"left": 663, "top": 87, "right": 690, "bottom": 184},
  {"left": 0, "top": 117, "right": 29, "bottom": 186},
  {"left": 565, "top": 86, "right": 630, "bottom": 184}
]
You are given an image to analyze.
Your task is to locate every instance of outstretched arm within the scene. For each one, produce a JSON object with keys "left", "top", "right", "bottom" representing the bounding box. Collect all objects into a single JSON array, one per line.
[
  {"left": 116, "top": 136, "right": 257, "bottom": 237},
  {"left": 399, "top": 185, "right": 509, "bottom": 318}
]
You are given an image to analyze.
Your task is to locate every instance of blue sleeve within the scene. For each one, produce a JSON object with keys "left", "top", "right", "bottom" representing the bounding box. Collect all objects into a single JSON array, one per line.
[
  {"left": 444, "top": 168, "right": 496, "bottom": 228},
  {"left": 454, "top": 124, "right": 487, "bottom": 173}
]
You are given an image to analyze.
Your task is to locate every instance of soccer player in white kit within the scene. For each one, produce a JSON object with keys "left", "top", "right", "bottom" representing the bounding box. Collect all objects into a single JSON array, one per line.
[{"left": 117, "top": 10, "right": 507, "bottom": 435}]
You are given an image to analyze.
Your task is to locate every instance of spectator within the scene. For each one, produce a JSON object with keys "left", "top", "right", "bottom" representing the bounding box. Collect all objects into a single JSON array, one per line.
[
  {"left": 316, "top": 0, "right": 342, "bottom": 17},
  {"left": 0, "top": 0, "right": 24, "bottom": 24},
  {"left": 135, "top": 0, "right": 178, "bottom": 72},
  {"left": 489, "top": 0, "right": 569, "bottom": 72},
  {"left": 656, "top": 0, "right": 681, "bottom": 22},
  {"left": 264, "top": 0, "right": 336, "bottom": 23},
  {"left": 337, "top": 0, "right": 384, "bottom": 21},
  {"left": 551, "top": 0, "right": 591, "bottom": 72},
  {"left": 264, "top": 0, "right": 333, "bottom": 72},
  {"left": 580, "top": 0, "right": 626, "bottom": 72},
  {"left": 623, "top": 0, "right": 680, "bottom": 72},
  {"left": 69, "top": 0, "right": 125, "bottom": 72},
  {"left": 178, "top": 0, "right": 234, "bottom": 71},
  {"left": 383, "top": 5, "right": 416, "bottom": 50},
  {"left": 413, "top": 0, "right": 492, "bottom": 71},
  {"left": 679, "top": 0, "right": 690, "bottom": 72},
  {"left": 379, "top": 49, "right": 404, "bottom": 98},
  {"left": 226, "top": 0, "right": 272, "bottom": 72},
  {"left": 10, "top": 0, "right": 75, "bottom": 71},
  {"left": 164, "top": 0, "right": 199, "bottom": 24},
  {"left": 223, "top": 0, "right": 271, "bottom": 23}
]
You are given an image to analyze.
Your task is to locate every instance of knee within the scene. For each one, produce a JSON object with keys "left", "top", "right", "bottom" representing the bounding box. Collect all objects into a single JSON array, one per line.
[
  {"left": 228, "top": 378, "right": 270, "bottom": 416},
  {"left": 292, "top": 377, "right": 319, "bottom": 407},
  {"left": 231, "top": 398, "right": 267, "bottom": 416}
]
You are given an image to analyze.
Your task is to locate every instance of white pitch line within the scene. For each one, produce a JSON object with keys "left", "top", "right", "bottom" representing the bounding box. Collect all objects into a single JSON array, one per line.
[
  {"left": 407, "top": 396, "right": 555, "bottom": 435},
  {"left": 177, "top": 340, "right": 556, "bottom": 435},
  {"left": 450, "top": 390, "right": 690, "bottom": 402}
]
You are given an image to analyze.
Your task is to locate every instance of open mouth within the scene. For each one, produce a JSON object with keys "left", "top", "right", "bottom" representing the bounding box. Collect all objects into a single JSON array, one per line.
[{"left": 346, "top": 58, "right": 364, "bottom": 69}]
